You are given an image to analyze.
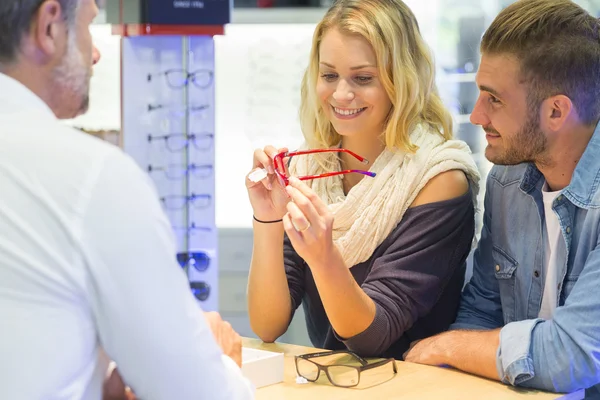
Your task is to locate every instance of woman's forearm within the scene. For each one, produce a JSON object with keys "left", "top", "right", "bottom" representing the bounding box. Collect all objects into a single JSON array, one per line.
[
  {"left": 247, "top": 221, "right": 293, "bottom": 342},
  {"left": 310, "top": 248, "right": 376, "bottom": 339}
]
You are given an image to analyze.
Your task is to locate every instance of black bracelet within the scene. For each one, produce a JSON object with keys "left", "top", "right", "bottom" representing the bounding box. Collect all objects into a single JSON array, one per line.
[{"left": 253, "top": 216, "right": 283, "bottom": 224}]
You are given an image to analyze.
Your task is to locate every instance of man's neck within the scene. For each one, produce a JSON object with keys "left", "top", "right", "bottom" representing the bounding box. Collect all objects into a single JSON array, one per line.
[{"left": 537, "top": 123, "right": 596, "bottom": 191}]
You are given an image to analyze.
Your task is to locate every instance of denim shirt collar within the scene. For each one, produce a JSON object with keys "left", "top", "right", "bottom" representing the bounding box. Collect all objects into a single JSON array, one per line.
[
  {"left": 519, "top": 121, "right": 600, "bottom": 208},
  {"left": 519, "top": 164, "right": 544, "bottom": 194}
]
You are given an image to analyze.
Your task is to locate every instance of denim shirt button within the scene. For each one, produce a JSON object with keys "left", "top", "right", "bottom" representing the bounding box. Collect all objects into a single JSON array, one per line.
[
  {"left": 495, "top": 264, "right": 500, "bottom": 272},
  {"left": 557, "top": 195, "right": 563, "bottom": 201},
  {"left": 566, "top": 226, "right": 571, "bottom": 234},
  {"left": 534, "top": 270, "right": 540, "bottom": 278}
]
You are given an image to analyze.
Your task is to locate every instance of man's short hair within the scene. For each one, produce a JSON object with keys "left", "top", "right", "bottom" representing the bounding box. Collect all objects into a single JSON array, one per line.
[
  {"left": 481, "top": 0, "right": 600, "bottom": 125},
  {"left": 0, "top": 0, "right": 78, "bottom": 64}
]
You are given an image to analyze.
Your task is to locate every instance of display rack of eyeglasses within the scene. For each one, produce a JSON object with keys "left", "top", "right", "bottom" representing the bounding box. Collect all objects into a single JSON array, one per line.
[{"left": 120, "top": 35, "right": 219, "bottom": 312}]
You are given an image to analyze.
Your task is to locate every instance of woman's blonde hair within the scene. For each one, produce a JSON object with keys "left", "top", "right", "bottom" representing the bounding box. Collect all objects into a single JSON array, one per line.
[{"left": 299, "top": 0, "right": 453, "bottom": 154}]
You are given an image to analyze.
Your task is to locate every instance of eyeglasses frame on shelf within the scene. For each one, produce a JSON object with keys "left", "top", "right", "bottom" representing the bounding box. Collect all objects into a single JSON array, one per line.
[
  {"left": 160, "top": 193, "right": 212, "bottom": 210},
  {"left": 147, "top": 68, "right": 214, "bottom": 89},
  {"left": 147, "top": 103, "right": 210, "bottom": 114},
  {"left": 147, "top": 132, "right": 214, "bottom": 152},
  {"left": 171, "top": 223, "right": 213, "bottom": 235},
  {"left": 147, "top": 163, "right": 214, "bottom": 180},
  {"left": 189, "top": 280, "right": 211, "bottom": 301},
  {"left": 177, "top": 251, "right": 211, "bottom": 273}
]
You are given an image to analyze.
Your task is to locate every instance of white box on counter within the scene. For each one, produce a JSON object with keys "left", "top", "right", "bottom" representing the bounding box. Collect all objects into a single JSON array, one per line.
[{"left": 241, "top": 347, "right": 285, "bottom": 389}]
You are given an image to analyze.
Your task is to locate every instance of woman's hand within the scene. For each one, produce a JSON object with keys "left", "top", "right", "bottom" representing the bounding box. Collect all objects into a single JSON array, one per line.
[
  {"left": 103, "top": 367, "right": 136, "bottom": 400},
  {"left": 246, "top": 145, "right": 290, "bottom": 221},
  {"left": 283, "top": 177, "right": 337, "bottom": 267}
]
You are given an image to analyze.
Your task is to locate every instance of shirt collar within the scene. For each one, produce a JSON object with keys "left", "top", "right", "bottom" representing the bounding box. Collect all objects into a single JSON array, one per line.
[
  {"left": 563, "top": 121, "right": 600, "bottom": 208},
  {"left": 519, "top": 121, "right": 600, "bottom": 208},
  {"left": 519, "top": 163, "right": 544, "bottom": 194},
  {"left": 0, "top": 72, "right": 56, "bottom": 119}
]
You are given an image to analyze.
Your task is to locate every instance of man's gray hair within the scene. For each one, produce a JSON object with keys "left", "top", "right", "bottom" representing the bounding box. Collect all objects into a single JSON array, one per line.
[{"left": 0, "top": 0, "right": 79, "bottom": 64}]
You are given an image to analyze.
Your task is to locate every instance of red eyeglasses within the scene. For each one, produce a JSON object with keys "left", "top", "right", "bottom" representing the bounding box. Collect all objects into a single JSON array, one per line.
[{"left": 273, "top": 148, "right": 376, "bottom": 187}]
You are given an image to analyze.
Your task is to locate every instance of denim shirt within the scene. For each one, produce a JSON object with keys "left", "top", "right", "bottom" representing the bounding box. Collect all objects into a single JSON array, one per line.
[{"left": 452, "top": 122, "right": 600, "bottom": 397}]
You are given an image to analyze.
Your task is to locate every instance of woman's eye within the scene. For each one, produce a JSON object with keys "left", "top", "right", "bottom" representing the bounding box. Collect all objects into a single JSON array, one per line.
[
  {"left": 355, "top": 76, "right": 373, "bottom": 84},
  {"left": 320, "top": 73, "right": 338, "bottom": 82}
]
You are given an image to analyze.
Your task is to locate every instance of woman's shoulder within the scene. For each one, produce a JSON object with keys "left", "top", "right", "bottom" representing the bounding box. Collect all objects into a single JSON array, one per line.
[
  {"left": 378, "top": 173, "right": 474, "bottom": 251},
  {"left": 409, "top": 170, "right": 470, "bottom": 208}
]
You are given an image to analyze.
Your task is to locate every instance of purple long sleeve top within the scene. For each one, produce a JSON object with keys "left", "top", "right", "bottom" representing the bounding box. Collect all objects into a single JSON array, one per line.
[{"left": 283, "top": 186, "right": 475, "bottom": 359}]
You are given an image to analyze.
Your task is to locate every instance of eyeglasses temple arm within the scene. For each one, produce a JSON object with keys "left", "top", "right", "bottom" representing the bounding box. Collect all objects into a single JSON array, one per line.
[
  {"left": 359, "top": 358, "right": 397, "bottom": 372},
  {"left": 297, "top": 349, "right": 351, "bottom": 359},
  {"left": 297, "top": 350, "right": 370, "bottom": 366},
  {"left": 298, "top": 170, "right": 376, "bottom": 181},
  {"left": 286, "top": 148, "right": 370, "bottom": 164}
]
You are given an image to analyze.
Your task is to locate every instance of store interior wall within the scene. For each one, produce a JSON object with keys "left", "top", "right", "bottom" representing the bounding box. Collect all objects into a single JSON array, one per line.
[{"left": 67, "top": 0, "right": 600, "bottom": 347}]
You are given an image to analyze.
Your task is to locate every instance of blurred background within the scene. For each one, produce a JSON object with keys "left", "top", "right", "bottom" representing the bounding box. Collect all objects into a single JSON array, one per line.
[{"left": 72, "top": 0, "right": 600, "bottom": 346}]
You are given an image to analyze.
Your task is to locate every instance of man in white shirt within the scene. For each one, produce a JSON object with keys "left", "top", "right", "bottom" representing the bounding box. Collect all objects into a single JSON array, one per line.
[{"left": 0, "top": 1, "right": 254, "bottom": 399}]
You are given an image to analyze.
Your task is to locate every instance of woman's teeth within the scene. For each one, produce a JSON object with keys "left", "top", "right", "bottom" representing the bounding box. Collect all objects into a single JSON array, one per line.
[{"left": 333, "top": 107, "right": 366, "bottom": 116}]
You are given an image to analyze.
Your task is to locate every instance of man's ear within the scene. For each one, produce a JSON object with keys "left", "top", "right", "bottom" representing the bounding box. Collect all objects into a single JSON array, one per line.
[
  {"left": 26, "top": 0, "right": 66, "bottom": 62},
  {"left": 540, "top": 94, "right": 573, "bottom": 132}
]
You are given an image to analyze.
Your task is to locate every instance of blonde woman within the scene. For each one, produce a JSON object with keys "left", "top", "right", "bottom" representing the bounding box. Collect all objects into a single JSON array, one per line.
[{"left": 246, "top": 0, "right": 480, "bottom": 359}]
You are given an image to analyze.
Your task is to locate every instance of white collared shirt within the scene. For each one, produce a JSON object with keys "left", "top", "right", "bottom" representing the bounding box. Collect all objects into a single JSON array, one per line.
[{"left": 0, "top": 73, "right": 254, "bottom": 400}]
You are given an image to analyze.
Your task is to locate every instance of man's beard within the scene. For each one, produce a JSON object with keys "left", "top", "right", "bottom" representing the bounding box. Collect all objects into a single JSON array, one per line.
[
  {"left": 52, "top": 31, "right": 91, "bottom": 119},
  {"left": 485, "top": 109, "right": 548, "bottom": 166}
]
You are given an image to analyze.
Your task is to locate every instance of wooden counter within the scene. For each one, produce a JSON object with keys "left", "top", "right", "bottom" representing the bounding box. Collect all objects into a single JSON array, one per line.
[{"left": 243, "top": 338, "right": 584, "bottom": 400}]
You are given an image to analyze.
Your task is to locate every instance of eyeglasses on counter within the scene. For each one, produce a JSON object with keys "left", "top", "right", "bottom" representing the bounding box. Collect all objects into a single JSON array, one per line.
[{"left": 295, "top": 349, "right": 397, "bottom": 388}]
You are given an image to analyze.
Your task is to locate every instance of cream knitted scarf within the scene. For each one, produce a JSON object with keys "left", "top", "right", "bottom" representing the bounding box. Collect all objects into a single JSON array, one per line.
[{"left": 289, "top": 124, "right": 480, "bottom": 268}]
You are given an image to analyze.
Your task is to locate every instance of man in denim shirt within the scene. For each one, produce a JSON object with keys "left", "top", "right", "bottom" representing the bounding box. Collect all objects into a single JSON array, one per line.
[{"left": 405, "top": 0, "right": 600, "bottom": 397}]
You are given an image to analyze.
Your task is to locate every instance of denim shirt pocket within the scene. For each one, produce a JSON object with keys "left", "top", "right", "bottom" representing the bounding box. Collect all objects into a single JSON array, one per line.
[{"left": 492, "top": 245, "right": 518, "bottom": 324}]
